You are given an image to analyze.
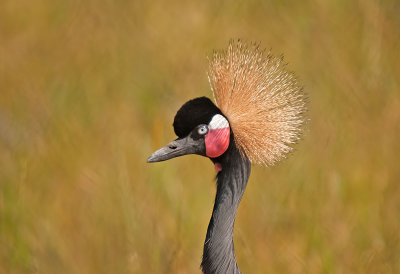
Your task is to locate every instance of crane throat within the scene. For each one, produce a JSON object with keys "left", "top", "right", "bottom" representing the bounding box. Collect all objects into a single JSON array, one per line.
[{"left": 205, "top": 114, "right": 230, "bottom": 158}]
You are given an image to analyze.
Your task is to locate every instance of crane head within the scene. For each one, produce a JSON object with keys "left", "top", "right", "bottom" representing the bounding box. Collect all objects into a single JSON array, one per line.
[
  {"left": 148, "top": 40, "right": 307, "bottom": 167},
  {"left": 147, "top": 97, "right": 230, "bottom": 163}
]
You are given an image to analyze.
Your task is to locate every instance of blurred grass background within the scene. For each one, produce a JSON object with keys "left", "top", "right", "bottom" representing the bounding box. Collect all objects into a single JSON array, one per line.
[{"left": 1, "top": 0, "right": 400, "bottom": 273}]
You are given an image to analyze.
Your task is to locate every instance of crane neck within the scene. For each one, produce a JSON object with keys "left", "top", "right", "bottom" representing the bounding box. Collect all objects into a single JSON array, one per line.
[{"left": 201, "top": 141, "right": 251, "bottom": 274}]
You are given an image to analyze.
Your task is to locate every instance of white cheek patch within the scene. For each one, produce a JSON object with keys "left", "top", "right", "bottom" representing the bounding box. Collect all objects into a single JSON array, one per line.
[{"left": 209, "top": 114, "right": 229, "bottom": 129}]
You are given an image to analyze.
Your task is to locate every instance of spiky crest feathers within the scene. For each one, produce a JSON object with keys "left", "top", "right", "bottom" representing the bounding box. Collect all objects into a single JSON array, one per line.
[{"left": 208, "top": 40, "right": 306, "bottom": 166}]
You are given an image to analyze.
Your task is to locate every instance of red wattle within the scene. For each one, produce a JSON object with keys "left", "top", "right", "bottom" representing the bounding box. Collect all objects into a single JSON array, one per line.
[{"left": 205, "top": 127, "right": 230, "bottom": 158}]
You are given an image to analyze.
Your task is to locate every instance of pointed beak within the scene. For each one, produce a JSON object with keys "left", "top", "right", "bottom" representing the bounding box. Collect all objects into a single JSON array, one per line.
[{"left": 147, "top": 135, "right": 204, "bottom": 163}]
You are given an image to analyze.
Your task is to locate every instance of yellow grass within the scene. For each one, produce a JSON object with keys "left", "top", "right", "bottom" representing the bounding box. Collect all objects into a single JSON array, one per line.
[{"left": 1, "top": 0, "right": 399, "bottom": 273}]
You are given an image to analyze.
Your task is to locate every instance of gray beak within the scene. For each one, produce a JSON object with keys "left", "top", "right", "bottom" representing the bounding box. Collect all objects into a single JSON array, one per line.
[{"left": 147, "top": 135, "right": 205, "bottom": 163}]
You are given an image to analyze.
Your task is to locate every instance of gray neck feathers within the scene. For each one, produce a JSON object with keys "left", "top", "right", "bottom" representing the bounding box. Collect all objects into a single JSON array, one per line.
[{"left": 201, "top": 144, "right": 251, "bottom": 274}]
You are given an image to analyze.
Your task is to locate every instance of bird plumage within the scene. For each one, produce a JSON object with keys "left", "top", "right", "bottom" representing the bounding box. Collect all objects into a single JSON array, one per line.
[
  {"left": 201, "top": 137, "right": 250, "bottom": 274},
  {"left": 148, "top": 40, "right": 307, "bottom": 274},
  {"left": 173, "top": 97, "right": 222, "bottom": 138},
  {"left": 209, "top": 40, "right": 306, "bottom": 165}
]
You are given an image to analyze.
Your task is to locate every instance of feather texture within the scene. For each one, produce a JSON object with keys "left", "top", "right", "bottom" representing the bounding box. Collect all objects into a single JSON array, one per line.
[{"left": 208, "top": 40, "right": 306, "bottom": 165}]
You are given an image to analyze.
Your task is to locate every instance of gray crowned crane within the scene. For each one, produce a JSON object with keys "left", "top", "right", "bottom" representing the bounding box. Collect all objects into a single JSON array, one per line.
[{"left": 147, "top": 40, "right": 306, "bottom": 274}]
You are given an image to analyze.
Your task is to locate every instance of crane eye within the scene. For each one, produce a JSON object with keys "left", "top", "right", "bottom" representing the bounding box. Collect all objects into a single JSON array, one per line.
[{"left": 198, "top": 125, "right": 208, "bottom": 135}]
